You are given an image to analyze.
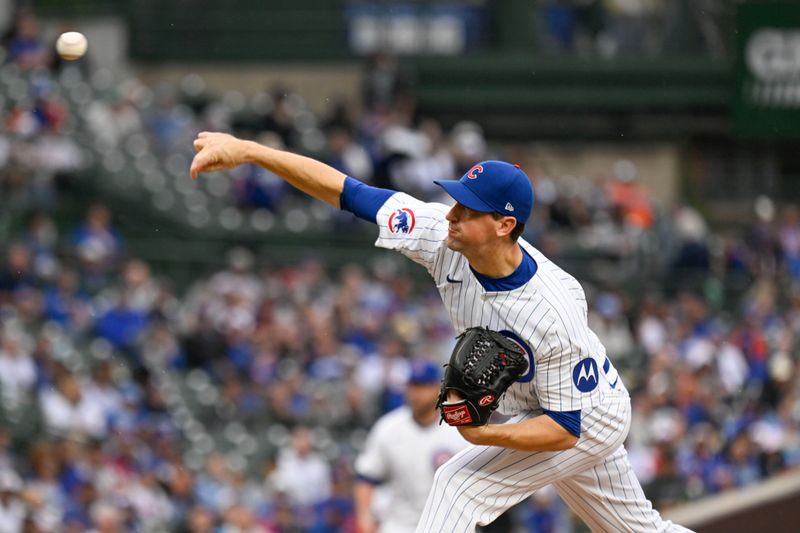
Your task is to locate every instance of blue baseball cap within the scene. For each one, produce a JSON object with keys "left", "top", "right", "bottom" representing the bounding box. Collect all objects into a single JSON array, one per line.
[
  {"left": 408, "top": 360, "right": 442, "bottom": 384},
  {"left": 434, "top": 161, "right": 534, "bottom": 224}
]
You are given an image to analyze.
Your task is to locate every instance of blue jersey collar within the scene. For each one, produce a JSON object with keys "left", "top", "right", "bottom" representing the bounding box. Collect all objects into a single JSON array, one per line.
[{"left": 470, "top": 245, "right": 537, "bottom": 292}]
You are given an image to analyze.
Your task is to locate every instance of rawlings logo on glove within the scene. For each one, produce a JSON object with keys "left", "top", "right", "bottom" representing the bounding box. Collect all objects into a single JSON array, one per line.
[{"left": 437, "top": 327, "right": 528, "bottom": 426}]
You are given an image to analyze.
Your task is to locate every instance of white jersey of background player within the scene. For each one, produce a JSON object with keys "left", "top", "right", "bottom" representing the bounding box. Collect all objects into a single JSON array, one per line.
[
  {"left": 354, "top": 360, "right": 467, "bottom": 533},
  {"left": 190, "top": 132, "right": 694, "bottom": 532}
]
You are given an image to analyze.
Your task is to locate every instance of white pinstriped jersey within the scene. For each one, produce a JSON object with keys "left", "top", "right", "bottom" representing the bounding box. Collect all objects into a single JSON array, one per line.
[
  {"left": 355, "top": 406, "right": 468, "bottom": 532},
  {"left": 371, "top": 193, "right": 694, "bottom": 533},
  {"left": 375, "top": 193, "right": 623, "bottom": 415}
]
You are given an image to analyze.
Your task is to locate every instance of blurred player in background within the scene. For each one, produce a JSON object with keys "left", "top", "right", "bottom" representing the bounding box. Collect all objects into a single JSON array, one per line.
[
  {"left": 354, "top": 360, "right": 466, "bottom": 533},
  {"left": 190, "top": 132, "right": 693, "bottom": 532}
]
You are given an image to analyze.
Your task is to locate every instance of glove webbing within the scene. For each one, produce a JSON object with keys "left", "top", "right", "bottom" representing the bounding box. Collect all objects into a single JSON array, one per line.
[{"left": 465, "top": 334, "right": 513, "bottom": 388}]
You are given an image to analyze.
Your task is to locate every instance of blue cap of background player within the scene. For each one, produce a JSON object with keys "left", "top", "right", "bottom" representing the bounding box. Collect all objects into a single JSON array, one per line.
[
  {"left": 434, "top": 160, "right": 534, "bottom": 224},
  {"left": 408, "top": 360, "right": 442, "bottom": 385}
]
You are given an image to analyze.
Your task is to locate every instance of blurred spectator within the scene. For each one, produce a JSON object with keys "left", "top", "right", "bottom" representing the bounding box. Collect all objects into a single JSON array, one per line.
[
  {"left": 146, "top": 83, "right": 194, "bottom": 155},
  {"left": 86, "top": 93, "right": 144, "bottom": 149},
  {"left": 191, "top": 248, "right": 262, "bottom": 339},
  {"left": 25, "top": 441, "right": 66, "bottom": 529},
  {"left": 207, "top": 248, "right": 262, "bottom": 313},
  {"left": 322, "top": 96, "right": 356, "bottom": 134},
  {"left": 21, "top": 124, "right": 82, "bottom": 207},
  {"left": 141, "top": 318, "right": 182, "bottom": 369},
  {"left": 541, "top": 0, "right": 578, "bottom": 53},
  {"left": 385, "top": 118, "right": 455, "bottom": 198},
  {"left": 84, "top": 361, "right": 124, "bottom": 427},
  {"left": 518, "top": 486, "right": 571, "bottom": 533},
  {"left": 163, "top": 464, "right": 196, "bottom": 525},
  {"left": 22, "top": 213, "right": 58, "bottom": 279},
  {"left": 181, "top": 505, "right": 217, "bottom": 533},
  {"left": 42, "top": 269, "right": 92, "bottom": 330},
  {"left": 326, "top": 126, "right": 373, "bottom": 183},
  {"left": 87, "top": 500, "right": 124, "bottom": 533},
  {"left": 0, "top": 243, "right": 36, "bottom": 299},
  {"left": 232, "top": 133, "right": 290, "bottom": 210},
  {"left": 601, "top": 0, "right": 661, "bottom": 56},
  {"left": 5, "top": 12, "right": 49, "bottom": 70},
  {"left": 644, "top": 447, "right": 688, "bottom": 510},
  {"left": 669, "top": 205, "right": 711, "bottom": 289},
  {"left": 116, "top": 259, "right": 160, "bottom": 312},
  {"left": 39, "top": 372, "right": 107, "bottom": 438},
  {"left": 714, "top": 334, "right": 748, "bottom": 399},
  {"left": 743, "top": 197, "right": 780, "bottom": 278},
  {"left": 607, "top": 160, "right": 654, "bottom": 230},
  {"left": 95, "top": 295, "right": 151, "bottom": 356},
  {"left": 260, "top": 88, "right": 298, "bottom": 150},
  {"left": 195, "top": 454, "right": 236, "bottom": 514},
  {"left": 362, "top": 51, "right": 413, "bottom": 113},
  {"left": 724, "top": 431, "right": 760, "bottom": 488},
  {"left": 449, "top": 121, "right": 488, "bottom": 176},
  {"left": 778, "top": 204, "right": 800, "bottom": 279},
  {"left": 1, "top": 90, "right": 79, "bottom": 209},
  {"left": 181, "top": 314, "right": 227, "bottom": 370},
  {"left": 588, "top": 290, "right": 635, "bottom": 361},
  {"left": 0, "top": 329, "right": 36, "bottom": 408},
  {"left": 356, "top": 336, "right": 412, "bottom": 415},
  {"left": 220, "top": 503, "right": 267, "bottom": 533},
  {"left": 70, "top": 204, "right": 123, "bottom": 286},
  {"left": 0, "top": 469, "right": 25, "bottom": 533},
  {"left": 271, "top": 427, "right": 332, "bottom": 510}
]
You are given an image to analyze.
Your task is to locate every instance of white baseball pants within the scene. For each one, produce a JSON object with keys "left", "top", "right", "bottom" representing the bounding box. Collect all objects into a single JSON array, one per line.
[{"left": 416, "top": 392, "right": 694, "bottom": 532}]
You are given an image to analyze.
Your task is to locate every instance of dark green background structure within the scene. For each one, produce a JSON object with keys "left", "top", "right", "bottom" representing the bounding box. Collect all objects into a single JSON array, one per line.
[{"left": 734, "top": 2, "right": 800, "bottom": 139}]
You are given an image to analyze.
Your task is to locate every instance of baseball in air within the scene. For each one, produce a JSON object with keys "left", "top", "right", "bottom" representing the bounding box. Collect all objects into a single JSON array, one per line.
[{"left": 56, "top": 31, "right": 88, "bottom": 60}]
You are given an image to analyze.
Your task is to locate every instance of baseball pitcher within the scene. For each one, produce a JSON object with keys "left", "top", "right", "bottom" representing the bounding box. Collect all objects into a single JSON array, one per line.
[{"left": 190, "top": 132, "right": 694, "bottom": 533}]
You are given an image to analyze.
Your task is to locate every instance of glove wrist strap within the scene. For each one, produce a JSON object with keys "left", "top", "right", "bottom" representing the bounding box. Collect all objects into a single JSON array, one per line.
[{"left": 441, "top": 399, "right": 476, "bottom": 426}]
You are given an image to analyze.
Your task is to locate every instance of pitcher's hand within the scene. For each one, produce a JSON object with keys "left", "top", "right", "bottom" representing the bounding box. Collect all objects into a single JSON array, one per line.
[{"left": 190, "top": 131, "right": 249, "bottom": 179}]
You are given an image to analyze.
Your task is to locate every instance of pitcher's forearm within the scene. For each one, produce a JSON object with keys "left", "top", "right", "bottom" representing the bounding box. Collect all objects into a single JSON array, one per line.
[
  {"left": 243, "top": 140, "right": 346, "bottom": 207},
  {"left": 458, "top": 415, "right": 578, "bottom": 451}
]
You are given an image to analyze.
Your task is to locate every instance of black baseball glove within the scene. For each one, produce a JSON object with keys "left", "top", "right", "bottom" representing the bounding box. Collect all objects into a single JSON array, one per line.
[{"left": 437, "top": 326, "right": 528, "bottom": 426}]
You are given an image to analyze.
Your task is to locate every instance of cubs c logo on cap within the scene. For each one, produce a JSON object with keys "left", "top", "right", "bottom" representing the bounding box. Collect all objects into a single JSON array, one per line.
[{"left": 466, "top": 164, "right": 484, "bottom": 179}]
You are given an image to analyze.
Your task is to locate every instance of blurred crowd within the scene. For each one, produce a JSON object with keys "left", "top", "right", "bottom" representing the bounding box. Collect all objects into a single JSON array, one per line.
[
  {"left": 0, "top": 8, "right": 664, "bottom": 266},
  {"left": 2, "top": 7, "right": 800, "bottom": 533},
  {"left": 536, "top": 0, "right": 730, "bottom": 58},
  {"left": 0, "top": 11, "right": 87, "bottom": 214},
  {"left": 0, "top": 197, "right": 457, "bottom": 532}
]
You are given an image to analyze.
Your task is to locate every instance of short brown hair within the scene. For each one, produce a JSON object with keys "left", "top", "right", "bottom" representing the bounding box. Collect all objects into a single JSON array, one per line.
[{"left": 492, "top": 212, "right": 525, "bottom": 242}]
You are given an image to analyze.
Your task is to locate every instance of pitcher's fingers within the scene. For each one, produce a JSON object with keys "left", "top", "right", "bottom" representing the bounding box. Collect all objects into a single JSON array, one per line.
[
  {"left": 190, "top": 154, "right": 210, "bottom": 179},
  {"left": 193, "top": 138, "right": 205, "bottom": 151}
]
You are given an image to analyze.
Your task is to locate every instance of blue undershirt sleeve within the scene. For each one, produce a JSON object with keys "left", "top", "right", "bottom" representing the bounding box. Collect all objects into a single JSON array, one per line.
[
  {"left": 543, "top": 409, "right": 581, "bottom": 438},
  {"left": 339, "top": 176, "right": 396, "bottom": 223}
]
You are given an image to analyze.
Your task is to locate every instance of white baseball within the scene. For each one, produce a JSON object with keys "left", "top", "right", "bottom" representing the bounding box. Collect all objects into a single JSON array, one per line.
[{"left": 56, "top": 31, "right": 88, "bottom": 61}]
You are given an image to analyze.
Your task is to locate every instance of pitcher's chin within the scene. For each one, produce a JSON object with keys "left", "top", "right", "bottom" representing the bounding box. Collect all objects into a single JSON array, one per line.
[{"left": 445, "top": 235, "right": 462, "bottom": 251}]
